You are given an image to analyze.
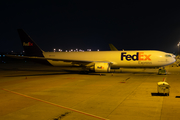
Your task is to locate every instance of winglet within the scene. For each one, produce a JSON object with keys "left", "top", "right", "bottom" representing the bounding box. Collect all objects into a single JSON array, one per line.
[{"left": 109, "top": 44, "right": 118, "bottom": 51}]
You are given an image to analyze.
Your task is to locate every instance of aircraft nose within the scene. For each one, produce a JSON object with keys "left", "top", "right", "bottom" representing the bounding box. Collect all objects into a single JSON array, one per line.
[{"left": 173, "top": 57, "right": 176, "bottom": 62}]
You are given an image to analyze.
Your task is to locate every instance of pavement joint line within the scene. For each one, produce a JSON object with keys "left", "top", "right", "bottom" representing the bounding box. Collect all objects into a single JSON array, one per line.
[
  {"left": 159, "top": 94, "right": 164, "bottom": 120},
  {"left": 106, "top": 75, "right": 149, "bottom": 118},
  {"left": 1, "top": 88, "right": 109, "bottom": 120}
]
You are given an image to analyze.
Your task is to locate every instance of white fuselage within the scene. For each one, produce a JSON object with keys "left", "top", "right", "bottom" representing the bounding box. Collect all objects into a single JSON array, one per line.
[{"left": 43, "top": 50, "right": 176, "bottom": 68}]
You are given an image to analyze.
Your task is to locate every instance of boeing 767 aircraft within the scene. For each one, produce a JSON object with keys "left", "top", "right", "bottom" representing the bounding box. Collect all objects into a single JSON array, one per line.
[{"left": 7, "top": 29, "right": 176, "bottom": 73}]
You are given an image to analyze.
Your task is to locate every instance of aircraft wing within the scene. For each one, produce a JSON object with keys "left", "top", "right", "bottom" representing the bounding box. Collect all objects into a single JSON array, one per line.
[{"left": 6, "top": 55, "right": 111, "bottom": 67}]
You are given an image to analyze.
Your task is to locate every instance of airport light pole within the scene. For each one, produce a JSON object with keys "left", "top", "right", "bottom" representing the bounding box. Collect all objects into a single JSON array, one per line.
[{"left": 178, "top": 42, "right": 180, "bottom": 56}]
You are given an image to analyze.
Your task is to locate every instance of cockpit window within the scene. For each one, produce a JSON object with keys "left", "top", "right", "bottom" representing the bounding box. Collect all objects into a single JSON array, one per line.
[{"left": 165, "top": 54, "right": 172, "bottom": 57}]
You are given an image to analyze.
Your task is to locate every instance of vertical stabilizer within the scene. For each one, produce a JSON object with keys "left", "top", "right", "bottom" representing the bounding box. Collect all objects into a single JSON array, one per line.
[{"left": 17, "top": 29, "right": 44, "bottom": 57}]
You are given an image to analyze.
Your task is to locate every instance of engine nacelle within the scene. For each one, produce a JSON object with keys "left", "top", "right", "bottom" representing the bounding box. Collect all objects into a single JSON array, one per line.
[{"left": 90, "top": 62, "right": 111, "bottom": 72}]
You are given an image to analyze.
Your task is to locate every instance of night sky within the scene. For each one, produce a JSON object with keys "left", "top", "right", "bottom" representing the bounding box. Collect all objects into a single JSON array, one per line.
[{"left": 1, "top": 1, "right": 180, "bottom": 53}]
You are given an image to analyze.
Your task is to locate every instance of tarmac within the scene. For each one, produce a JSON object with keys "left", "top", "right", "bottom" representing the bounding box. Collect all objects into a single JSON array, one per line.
[{"left": 0, "top": 61, "right": 180, "bottom": 120}]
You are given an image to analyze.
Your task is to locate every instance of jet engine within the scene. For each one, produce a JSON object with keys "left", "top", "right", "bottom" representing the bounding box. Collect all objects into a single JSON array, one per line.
[{"left": 90, "top": 62, "right": 111, "bottom": 72}]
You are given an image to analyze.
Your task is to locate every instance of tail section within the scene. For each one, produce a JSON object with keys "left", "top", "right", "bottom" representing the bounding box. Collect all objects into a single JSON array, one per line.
[{"left": 17, "top": 29, "right": 44, "bottom": 57}]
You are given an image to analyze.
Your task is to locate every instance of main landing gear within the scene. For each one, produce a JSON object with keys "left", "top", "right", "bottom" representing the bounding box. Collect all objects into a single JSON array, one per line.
[{"left": 158, "top": 67, "right": 167, "bottom": 75}]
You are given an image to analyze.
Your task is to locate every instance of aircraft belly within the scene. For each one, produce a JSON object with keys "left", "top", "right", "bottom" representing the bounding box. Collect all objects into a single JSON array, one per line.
[{"left": 48, "top": 60, "right": 73, "bottom": 66}]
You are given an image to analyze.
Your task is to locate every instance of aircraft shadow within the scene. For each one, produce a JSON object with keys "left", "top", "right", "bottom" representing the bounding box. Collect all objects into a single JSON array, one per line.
[
  {"left": 4, "top": 69, "right": 106, "bottom": 77},
  {"left": 151, "top": 93, "right": 169, "bottom": 96},
  {"left": 5, "top": 72, "right": 69, "bottom": 77}
]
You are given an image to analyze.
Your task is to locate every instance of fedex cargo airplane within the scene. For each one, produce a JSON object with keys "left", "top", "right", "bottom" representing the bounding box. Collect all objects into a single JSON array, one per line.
[{"left": 7, "top": 29, "right": 176, "bottom": 73}]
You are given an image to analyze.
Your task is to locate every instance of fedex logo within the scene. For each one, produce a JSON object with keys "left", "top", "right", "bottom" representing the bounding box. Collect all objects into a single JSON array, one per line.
[
  {"left": 97, "top": 66, "right": 104, "bottom": 69},
  {"left": 121, "top": 52, "right": 151, "bottom": 61},
  {"left": 23, "top": 42, "right": 33, "bottom": 46}
]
